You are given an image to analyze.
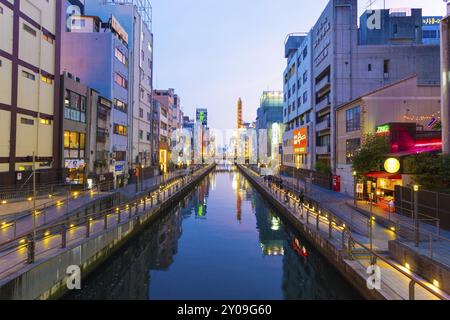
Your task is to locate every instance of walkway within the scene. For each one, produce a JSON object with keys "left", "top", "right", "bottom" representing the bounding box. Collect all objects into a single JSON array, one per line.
[
  {"left": 0, "top": 166, "right": 210, "bottom": 283},
  {"left": 0, "top": 169, "right": 190, "bottom": 244},
  {"left": 243, "top": 167, "right": 448, "bottom": 300}
]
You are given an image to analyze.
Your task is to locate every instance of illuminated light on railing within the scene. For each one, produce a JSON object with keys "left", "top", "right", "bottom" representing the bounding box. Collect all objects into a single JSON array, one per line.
[
  {"left": 70, "top": 224, "right": 75, "bottom": 228},
  {"left": 19, "top": 239, "right": 26, "bottom": 244},
  {"left": 1, "top": 200, "right": 7, "bottom": 204},
  {"left": 48, "top": 194, "right": 53, "bottom": 199},
  {"left": 44, "top": 231, "right": 50, "bottom": 237},
  {"left": 73, "top": 192, "right": 79, "bottom": 197},
  {"left": 27, "top": 197, "right": 33, "bottom": 201},
  {"left": 433, "top": 280, "right": 440, "bottom": 288},
  {"left": 390, "top": 226, "right": 396, "bottom": 232},
  {"left": 405, "top": 262, "right": 411, "bottom": 270}
]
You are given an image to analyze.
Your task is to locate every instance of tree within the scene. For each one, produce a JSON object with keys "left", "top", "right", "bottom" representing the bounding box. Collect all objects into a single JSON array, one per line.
[
  {"left": 404, "top": 153, "right": 450, "bottom": 191},
  {"left": 315, "top": 161, "right": 331, "bottom": 174},
  {"left": 352, "top": 134, "right": 390, "bottom": 176}
]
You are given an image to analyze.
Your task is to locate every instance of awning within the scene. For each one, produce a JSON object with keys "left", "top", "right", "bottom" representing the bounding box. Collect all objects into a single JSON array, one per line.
[{"left": 365, "top": 172, "right": 402, "bottom": 179}]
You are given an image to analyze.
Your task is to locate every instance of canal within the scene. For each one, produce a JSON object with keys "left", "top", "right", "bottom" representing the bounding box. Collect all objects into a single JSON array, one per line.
[{"left": 65, "top": 169, "right": 361, "bottom": 300}]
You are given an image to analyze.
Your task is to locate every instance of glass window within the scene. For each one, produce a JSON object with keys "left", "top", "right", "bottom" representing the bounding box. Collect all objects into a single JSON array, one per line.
[
  {"left": 114, "top": 124, "right": 127, "bottom": 136},
  {"left": 346, "top": 106, "right": 361, "bottom": 132},
  {"left": 70, "top": 132, "right": 79, "bottom": 149},
  {"left": 114, "top": 99, "right": 128, "bottom": 113}
]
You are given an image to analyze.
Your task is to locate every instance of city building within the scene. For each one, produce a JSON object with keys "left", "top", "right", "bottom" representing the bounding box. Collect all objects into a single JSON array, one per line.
[
  {"left": 335, "top": 76, "right": 441, "bottom": 197},
  {"left": 195, "top": 108, "right": 208, "bottom": 164},
  {"left": 61, "top": 14, "right": 130, "bottom": 188},
  {"left": 87, "top": 88, "right": 114, "bottom": 187},
  {"left": 442, "top": 4, "right": 450, "bottom": 155},
  {"left": 60, "top": 73, "right": 89, "bottom": 185},
  {"left": 153, "top": 90, "right": 175, "bottom": 172},
  {"left": 84, "top": 0, "right": 155, "bottom": 177},
  {"left": 284, "top": 0, "right": 440, "bottom": 182},
  {"left": 422, "top": 16, "right": 442, "bottom": 45},
  {"left": 282, "top": 33, "right": 314, "bottom": 171},
  {"left": 0, "top": 0, "right": 62, "bottom": 186},
  {"left": 256, "top": 91, "right": 284, "bottom": 169}
]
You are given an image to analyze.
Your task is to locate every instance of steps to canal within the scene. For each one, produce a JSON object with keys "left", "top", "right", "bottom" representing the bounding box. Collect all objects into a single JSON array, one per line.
[
  {"left": 237, "top": 165, "right": 448, "bottom": 301},
  {"left": 0, "top": 164, "right": 215, "bottom": 300}
]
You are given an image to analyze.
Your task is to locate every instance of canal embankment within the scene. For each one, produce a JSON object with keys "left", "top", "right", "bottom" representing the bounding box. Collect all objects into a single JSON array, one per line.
[
  {"left": 237, "top": 165, "right": 448, "bottom": 300},
  {"left": 0, "top": 165, "right": 215, "bottom": 300}
]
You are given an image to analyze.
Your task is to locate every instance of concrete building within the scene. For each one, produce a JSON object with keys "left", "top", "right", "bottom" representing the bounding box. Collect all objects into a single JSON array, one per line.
[
  {"left": 60, "top": 73, "right": 89, "bottom": 185},
  {"left": 61, "top": 13, "right": 130, "bottom": 188},
  {"left": 256, "top": 91, "right": 284, "bottom": 167},
  {"left": 153, "top": 90, "right": 174, "bottom": 172},
  {"left": 335, "top": 76, "right": 441, "bottom": 196},
  {"left": 310, "top": 0, "right": 440, "bottom": 174},
  {"left": 283, "top": 33, "right": 314, "bottom": 171},
  {"left": 87, "top": 88, "right": 114, "bottom": 186},
  {"left": 84, "top": 0, "right": 155, "bottom": 174},
  {"left": 442, "top": 4, "right": 450, "bottom": 155},
  {"left": 0, "top": 0, "right": 62, "bottom": 186}
]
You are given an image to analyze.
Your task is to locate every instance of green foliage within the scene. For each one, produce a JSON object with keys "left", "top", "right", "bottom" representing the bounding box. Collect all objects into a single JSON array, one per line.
[
  {"left": 404, "top": 153, "right": 450, "bottom": 191},
  {"left": 315, "top": 161, "right": 331, "bottom": 174},
  {"left": 352, "top": 134, "right": 390, "bottom": 175}
]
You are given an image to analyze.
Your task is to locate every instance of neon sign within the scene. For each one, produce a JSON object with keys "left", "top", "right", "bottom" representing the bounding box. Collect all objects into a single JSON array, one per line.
[{"left": 376, "top": 124, "right": 390, "bottom": 134}]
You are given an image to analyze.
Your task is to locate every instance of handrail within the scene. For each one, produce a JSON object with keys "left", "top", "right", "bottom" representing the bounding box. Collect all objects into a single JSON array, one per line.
[{"left": 241, "top": 165, "right": 448, "bottom": 300}]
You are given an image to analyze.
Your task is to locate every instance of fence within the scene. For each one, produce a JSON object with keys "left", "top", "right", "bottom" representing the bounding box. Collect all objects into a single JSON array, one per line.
[{"left": 243, "top": 165, "right": 447, "bottom": 300}]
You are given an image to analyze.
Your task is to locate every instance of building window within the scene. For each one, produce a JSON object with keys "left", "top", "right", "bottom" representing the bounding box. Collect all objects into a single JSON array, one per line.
[
  {"left": 41, "top": 75, "right": 53, "bottom": 84},
  {"left": 64, "top": 131, "right": 85, "bottom": 159},
  {"left": 114, "top": 73, "right": 128, "bottom": 88},
  {"left": 147, "top": 132, "right": 151, "bottom": 141},
  {"left": 303, "top": 71, "right": 308, "bottom": 84},
  {"left": 346, "top": 138, "right": 361, "bottom": 164},
  {"left": 40, "top": 118, "right": 52, "bottom": 125},
  {"left": 139, "top": 130, "right": 143, "bottom": 140},
  {"left": 368, "top": 64, "right": 372, "bottom": 72},
  {"left": 346, "top": 106, "right": 361, "bottom": 132},
  {"left": 303, "top": 47, "right": 308, "bottom": 59},
  {"left": 114, "top": 124, "right": 127, "bottom": 136},
  {"left": 147, "top": 112, "right": 151, "bottom": 122},
  {"left": 114, "top": 151, "right": 126, "bottom": 161},
  {"left": 139, "top": 108, "right": 144, "bottom": 118},
  {"left": 383, "top": 60, "right": 390, "bottom": 75},
  {"left": 0, "top": 6, "right": 3, "bottom": 14},
  {"left": 114, "top": 99, "right": 127, "bottom": 113},
  {"left": 303, "top": 91, "right": 308, "bottom": 104},
  {"left": 43, "top": 34, "right": 54, "bottom": 44},
  {"left": 23, "top": 23, "right": 37, "bottom": 37},
  {"left": 22, "top": 70, "right": 35, "bottom": 81},
  {"left": 21, "top": 118, "right": 34, "bottom": 125},
  {"left": 115, "top": 48, "right": 127, "bottom": 65},
  {"left": 423, "top": 30, "right": 438, "bottom": 39},
  {"left": 64, "top": 90, "right": 86, "bottom": 123}
]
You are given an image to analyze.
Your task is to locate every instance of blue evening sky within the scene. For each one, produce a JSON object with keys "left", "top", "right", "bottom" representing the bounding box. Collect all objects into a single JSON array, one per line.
[{"left": 151, "top": 0, "right": 444, "bottom": 130}]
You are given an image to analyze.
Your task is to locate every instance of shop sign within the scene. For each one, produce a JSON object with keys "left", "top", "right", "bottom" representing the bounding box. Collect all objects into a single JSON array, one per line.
[
  {"left": 384, "top": 158, "right": 400, "bottom": 174},
  {"left": 293, "top": 128, "right": 307, "bottom": 155},
  {"left": 356, "top": 183, "right": 364, "bottom": 194},
  {"left": 65, "top": 159, "right": 85, "bottom": 169},
  {"left": 376, "top": 124, "right": 390, "bottom": 134},
  {"left": 115, "top": 164, "right": 124, "bottom": 172},
  {"left": 111, "top": 16, "right": 129, "bottom": 44}
]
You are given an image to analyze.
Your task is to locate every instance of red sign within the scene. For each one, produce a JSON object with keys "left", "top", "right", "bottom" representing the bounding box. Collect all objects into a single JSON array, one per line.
[{"left": 293, "top": 128, "right": 308, "bottom": 154}]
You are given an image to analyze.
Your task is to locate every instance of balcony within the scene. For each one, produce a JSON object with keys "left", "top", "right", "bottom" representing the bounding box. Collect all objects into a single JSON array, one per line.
[
  {"left": 315, "top": 96, "right": 330, "bottom": 112},
  {"left": 97, "top": 128, "right": 109, "bottom": 143},
  {"left": 316, "top": 145, "right": 331, "bottom": 155},
  {"left": 315, "top": 118, "right": 331, "bottom": 132},
  {"left": 315, "top": 76, "right": 330, "bottom": 94}
]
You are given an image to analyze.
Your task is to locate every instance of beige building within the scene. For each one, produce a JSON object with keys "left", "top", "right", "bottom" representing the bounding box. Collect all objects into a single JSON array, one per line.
[
  {"left": 336, "top": 76, "right": 441, "bottom": 196},
  {"left": 0, "top": 0, "right": 61, "bottom": 186}
]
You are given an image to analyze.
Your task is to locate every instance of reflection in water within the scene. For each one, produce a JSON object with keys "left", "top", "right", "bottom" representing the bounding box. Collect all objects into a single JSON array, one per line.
[{"left": 66, "top": 170, "right": 360, "bottom": 300}]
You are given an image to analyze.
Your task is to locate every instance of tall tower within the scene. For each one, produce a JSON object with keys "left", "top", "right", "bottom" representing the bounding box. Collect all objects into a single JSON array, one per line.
[{"left": 237, "top": 98, "right": 243, "bottom": 129}]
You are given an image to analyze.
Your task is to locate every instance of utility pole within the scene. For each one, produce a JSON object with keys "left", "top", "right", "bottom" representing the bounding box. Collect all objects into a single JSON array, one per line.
[{"left": 32, "top": 152, "right": 37, "bottom": 243}]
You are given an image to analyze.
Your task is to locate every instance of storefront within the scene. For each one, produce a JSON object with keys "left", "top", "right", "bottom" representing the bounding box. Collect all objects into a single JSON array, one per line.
[{"left": 64, "top": 131, "right": 87, "bottom": 185}]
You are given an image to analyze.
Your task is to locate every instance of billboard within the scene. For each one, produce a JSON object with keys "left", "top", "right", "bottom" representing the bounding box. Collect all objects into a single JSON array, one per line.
[
  {"left": 196, "top": 109, "right": 208, "bottom": 126},
  {"left": 293, "top": 128, "right": 307, "bottom": 155},
  {"left": 111, "top": 15, "right": 129, "bottom": 44}
]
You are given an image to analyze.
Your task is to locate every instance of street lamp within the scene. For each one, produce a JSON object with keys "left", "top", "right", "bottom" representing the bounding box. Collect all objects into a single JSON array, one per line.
[
  {"left": 352, "top": 171, "right": 357, "bottom": 206},
  {"left": 413, "top": 184, "right": 419, "bottom": 247}
]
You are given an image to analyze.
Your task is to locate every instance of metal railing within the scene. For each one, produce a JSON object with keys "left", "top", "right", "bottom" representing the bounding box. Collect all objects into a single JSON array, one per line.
[
  {"left": 242, "top": 165, "right": 447, "bottom": 300},
  {"left": 0, "top": 165, "right": 212, "bottom": 280}
]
